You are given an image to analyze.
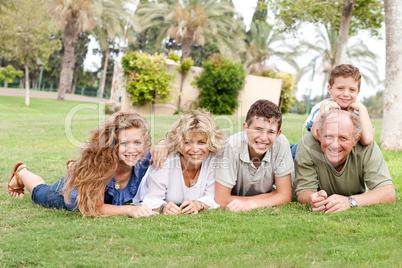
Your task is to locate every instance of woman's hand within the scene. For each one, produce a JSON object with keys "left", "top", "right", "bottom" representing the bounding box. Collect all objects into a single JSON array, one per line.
[
  {"left": 150, "top": 139, "right": 168, "bottom": 169},
  {"left": 180, "top": 200, "right": 202, "bottom": 214},
  {"left": 128, "top": 205, "right": 155, "bottom": 218},
  {"left": 162, "top": 201, "right": 181, "bottom": 215}
]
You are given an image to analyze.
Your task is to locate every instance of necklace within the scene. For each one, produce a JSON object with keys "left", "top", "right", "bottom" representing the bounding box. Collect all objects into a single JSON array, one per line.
[
  {"left": 114, "top": 169, "right": 131, "bottom": 190},
  {"left": 184, "top": 164, "right": 202, "bottom": 187},
  {"left": 114, "top": 180, "right": 121, "bottom": 190}
]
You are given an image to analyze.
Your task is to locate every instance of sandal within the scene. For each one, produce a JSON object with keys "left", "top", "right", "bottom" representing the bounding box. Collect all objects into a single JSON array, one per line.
[
  {"left": 8, "top": 162, "right": 28, "bottom": 197},
  {"left": 66, "top": 159, "right": 75, "bottom": 170}
]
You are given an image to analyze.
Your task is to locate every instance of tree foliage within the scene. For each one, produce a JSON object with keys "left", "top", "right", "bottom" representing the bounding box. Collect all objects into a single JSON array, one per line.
[
  {"left": 295, "top": 26, "right": 379, "bottom": 97},
  {"left": 252, "top": 0, "right": 268, "bottom": 23},
  {"left": 0, "top": 65, "right": 23, "bottom": 84},
  {"left": 135, "top": 0, "right": 246, "bottom": 60},
  {"left": 245, "top": 21, "right": 299, "bottom": 74},
  {"left": 194, "top": 54, "right": 246, "bottom": 115},
  {"left": 121, "top": 51, "right": 175, "bottom": 106},
  {"left": 363, "top": 91, "right": 383, "bottom": 118},
  {"left": 1, "top": 0, "right": 60, "bottom": 105},
  {"left": 269, "top": 0, "right": 383, "bottom": 37},
  {"left": 92, "top": 0, "right": 136, "bottom": 99}
]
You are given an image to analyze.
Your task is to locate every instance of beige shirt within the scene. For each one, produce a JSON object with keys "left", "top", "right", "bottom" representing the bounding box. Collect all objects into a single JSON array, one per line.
[{"left": 215, "top": 132, "right": 294, "bottom": 196}]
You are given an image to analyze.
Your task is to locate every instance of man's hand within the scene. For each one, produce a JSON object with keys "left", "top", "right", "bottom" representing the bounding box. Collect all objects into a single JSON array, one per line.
[
  {"left": 226, "top": 199, "right": 256, "bottom": 212},
  {"left": 324, "top": 194, "right": 351, "bottom": 213},
  {"left": 321, "top": 100, "right": 341, "bottom": 113},
  {"left": 309, "top": 190, "right": 328, "bottom": 212},
  {"left": 150, "top": 139, "right": 168, "bottom": 169}
]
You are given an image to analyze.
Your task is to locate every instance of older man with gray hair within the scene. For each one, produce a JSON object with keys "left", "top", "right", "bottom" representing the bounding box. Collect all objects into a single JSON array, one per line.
[{"left": 295, "top": 110, "right": 395, "bottom": 213}]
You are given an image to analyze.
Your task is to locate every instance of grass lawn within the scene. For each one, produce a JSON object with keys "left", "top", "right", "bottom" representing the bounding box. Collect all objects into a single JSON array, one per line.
[{"left": 1, "top": 96, "right": 401, "bottom": 267}]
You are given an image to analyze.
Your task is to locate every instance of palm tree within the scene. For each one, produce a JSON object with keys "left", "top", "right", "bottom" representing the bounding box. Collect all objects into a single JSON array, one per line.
[
  {"left": 49, "top": 0, "right": 96, "bottom": 101},
  {"left": 245, "top": 21, "right": 299, "bottom": 74},
  {"left": 92, "top": 0, "right": 135, "bottom": 99},
  {"left": 296, "top": 26, "right": 379, "bottom": 98},
  {"left": 135, "top": 0, "right": 246, "bottom": 59}
]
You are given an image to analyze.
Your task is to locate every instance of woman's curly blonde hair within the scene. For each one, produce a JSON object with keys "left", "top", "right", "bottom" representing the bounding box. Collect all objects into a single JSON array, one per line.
[
  {"left": 63, "top": 110, "right": 151, "bottom": 217},
  {"left": 166, "top": 109, "right": 225, "bottom": 155}
]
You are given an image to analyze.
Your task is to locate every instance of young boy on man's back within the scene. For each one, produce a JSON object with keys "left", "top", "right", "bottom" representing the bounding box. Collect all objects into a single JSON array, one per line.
[
  {"left": 214, "top": 100, "right": 293, "bottom": 212},
  {"left": 306, "top": 64, "right": 374, "bottom": 145}
]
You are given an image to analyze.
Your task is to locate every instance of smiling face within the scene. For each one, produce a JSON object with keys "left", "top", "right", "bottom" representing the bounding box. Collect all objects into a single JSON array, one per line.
[
  {"left": 317, "top": 113, "right": 359, "bottom": 171},
  {"left": 243, "top": 117, "right": 281, "bottom": 160},
  {"left": 118, "top": 127, "right": 145, "bottom": 167},
  {"left": 181, "top": 132, "right": 210, "bottom": 168},
  {"left": 328, "top": 76, "right": 360, "bottom": 109}
]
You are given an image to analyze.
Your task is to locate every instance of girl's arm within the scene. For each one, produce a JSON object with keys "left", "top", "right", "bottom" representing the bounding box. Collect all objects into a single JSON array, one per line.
[{"left": 97, "top": 203, "right": 155, "bottom": 218}]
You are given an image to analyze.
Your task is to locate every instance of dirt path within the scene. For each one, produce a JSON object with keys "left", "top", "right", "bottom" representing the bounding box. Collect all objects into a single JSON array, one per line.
[{"left": 0, "top": 88, "right": 110, "bottom": 103}]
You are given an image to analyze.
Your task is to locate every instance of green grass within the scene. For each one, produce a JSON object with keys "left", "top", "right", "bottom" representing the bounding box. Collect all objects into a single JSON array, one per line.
[{"left": 1, "top": 96, "right": 401, "bottom": 267}]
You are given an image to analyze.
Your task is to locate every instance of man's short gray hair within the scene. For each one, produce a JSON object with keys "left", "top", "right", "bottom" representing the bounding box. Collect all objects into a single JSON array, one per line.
[{"left": 318, "top": 110, "right": 362, "bottom": 140}]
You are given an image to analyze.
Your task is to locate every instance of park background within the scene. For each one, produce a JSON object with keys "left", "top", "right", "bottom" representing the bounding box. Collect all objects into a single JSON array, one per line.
[{"left": 1, "top": 0, "right": 401, "bottom": 266}]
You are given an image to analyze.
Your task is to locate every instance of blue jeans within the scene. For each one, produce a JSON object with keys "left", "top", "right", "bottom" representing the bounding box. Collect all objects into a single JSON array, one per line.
[
  {"left": 290, "top": 143, "right": 298, "bottom": 160},
  {"left": 31, "top": 177, "right": 78, "bottom": 211}
]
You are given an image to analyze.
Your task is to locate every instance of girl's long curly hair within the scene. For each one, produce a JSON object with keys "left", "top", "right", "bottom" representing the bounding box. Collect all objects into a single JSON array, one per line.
[{"left": 63, "top": 110, "right": 151, "bottom": 217}]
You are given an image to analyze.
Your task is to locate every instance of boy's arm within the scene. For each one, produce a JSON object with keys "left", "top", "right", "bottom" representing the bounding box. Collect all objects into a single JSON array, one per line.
[
  {"left": 216, "top": 175, "right": 292, "bottom": 211},
  {"left": 348, "top": 101, "right": 374, "bottom": 145}
]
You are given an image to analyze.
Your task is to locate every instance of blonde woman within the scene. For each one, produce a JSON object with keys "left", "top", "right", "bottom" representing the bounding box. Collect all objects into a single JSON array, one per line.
[
  {"left": 140, "top": 109, "right": 225, "bottom": 215},
  {"left": 7, "top": 111, "right": 157, "bottom": 218}
]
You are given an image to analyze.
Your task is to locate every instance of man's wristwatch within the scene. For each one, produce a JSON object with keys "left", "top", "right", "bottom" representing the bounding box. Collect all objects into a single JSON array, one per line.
[{"left": 348, "top": 197, "right": 358, "bottom": 208}]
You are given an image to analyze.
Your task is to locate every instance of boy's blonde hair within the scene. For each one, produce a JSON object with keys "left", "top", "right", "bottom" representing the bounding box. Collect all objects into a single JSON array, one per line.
[{"left": 328, "top": 64, "right": 361, "bottom": 90}]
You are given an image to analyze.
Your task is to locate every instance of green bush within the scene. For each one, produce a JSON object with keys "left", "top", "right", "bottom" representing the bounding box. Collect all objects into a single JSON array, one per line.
[
  {"left": 177, "top": 57, "right": 194, "bottom": 75},
  {"left": 121, "top": 52, "right": 175, "bottom": 106},
  {"left": 167, "top": 50, "right": 180, "bottom": 62},
  {"left": 0, "top": 65, "right": 23, "bottom": 84},
  {"left": 194, "top": 54, "right": 246, "bottom": 115},
  {"left": 254, "top": 70, "right": 296, "bottom": 114},
  {"left": 277, "top": 72, "right": 296, "bottom": 114}
]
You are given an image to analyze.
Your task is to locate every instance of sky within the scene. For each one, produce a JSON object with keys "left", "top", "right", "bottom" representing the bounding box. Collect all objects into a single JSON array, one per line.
[{"left": 84, "top": 0, "right": 385, "bottom": 101}]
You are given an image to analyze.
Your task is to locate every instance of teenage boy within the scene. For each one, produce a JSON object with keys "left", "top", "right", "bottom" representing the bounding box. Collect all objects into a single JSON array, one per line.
[
  {"left": 215, "top": 100, "right": 293, "bottom": 212},
  {"left": 306, "top": 64, "right": 374, "bottom": 145}
]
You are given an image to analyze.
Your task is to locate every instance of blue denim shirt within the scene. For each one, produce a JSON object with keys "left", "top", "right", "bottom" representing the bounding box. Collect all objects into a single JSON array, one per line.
[{"left": 104, "top": 152, "right": 151, "bottom": 205}]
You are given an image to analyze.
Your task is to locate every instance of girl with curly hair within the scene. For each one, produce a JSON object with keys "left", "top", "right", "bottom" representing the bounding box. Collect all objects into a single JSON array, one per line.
[
  {"left": 7, "top": 110, "right": 158, "bottom": 218},
  {"left": 140, "top": 109, "right": 225, "bottom": 215}
]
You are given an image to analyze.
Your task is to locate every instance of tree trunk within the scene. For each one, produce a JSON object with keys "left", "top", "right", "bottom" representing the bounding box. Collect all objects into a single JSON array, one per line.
[
  {"left": 24, "top": 60, "right": 30, "bottom": 106},
  {"left": 380, "top": 0, "right": 402, "bottom": 151},
  {"left": 177, "top": 71, "right": 185, "bottom": 110},
  {"left": 181, "top": 30, "right": 194, "bottom": 58},
  {"left": 72, "top": 71, "right": 78, "bottom": 94},
  {"left": 57, "top": 17, "right": 79, "bottom": 101},
  {"left": 100, "top": 44, "right": 110, "bottom": 99},
  {"left": 334, "top": 0, "right": 356, "bottom": 66}
]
